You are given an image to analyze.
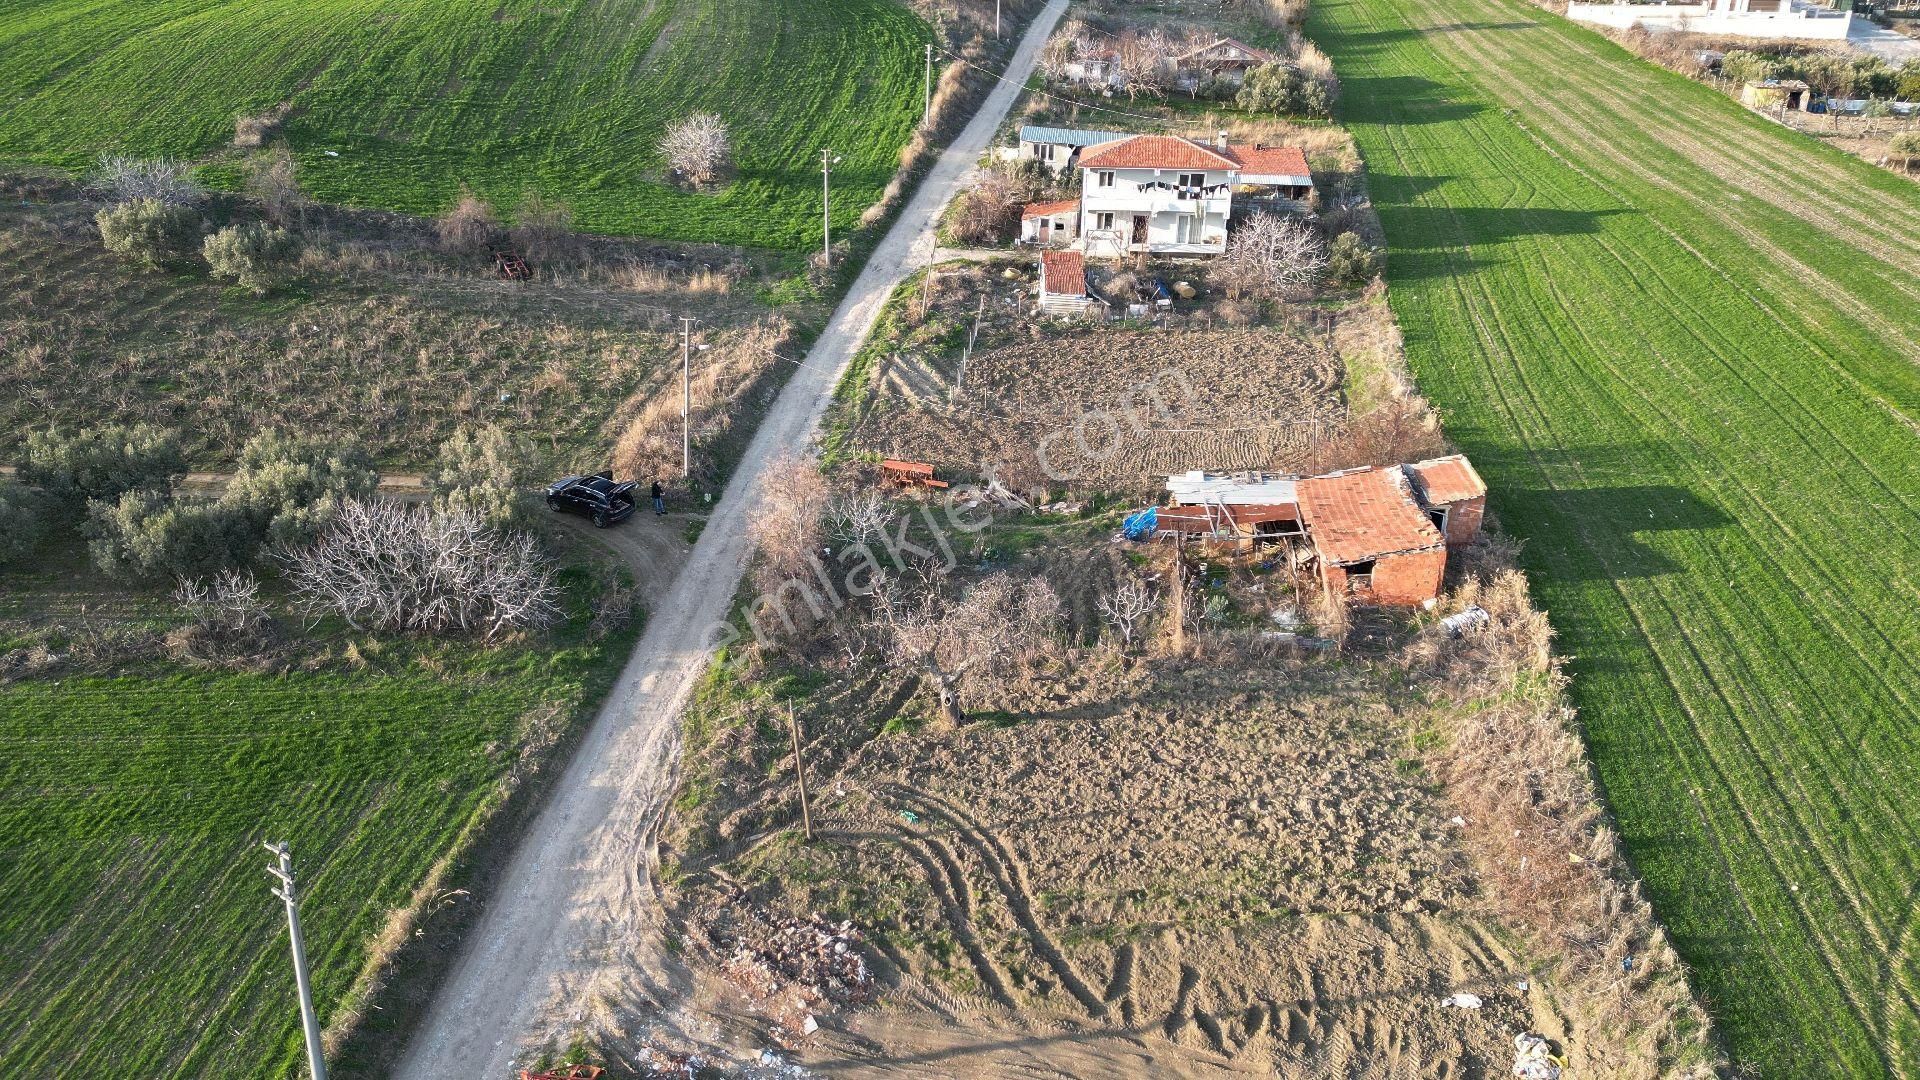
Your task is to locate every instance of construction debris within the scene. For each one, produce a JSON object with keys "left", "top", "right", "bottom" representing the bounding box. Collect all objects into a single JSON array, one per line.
[
  {"left": 1441, "top": 605, "right": 1491, "bottom": 637},
  {"left": 520, "top": 1066, "right": 604, "bottom": 1080},
  {"left": 694, "top": 896, "right": 873, "bottom": 1043},
  {"left": 1512, "top": 1032, "right": 1565, "bottom": 1079},
  {"left": 631, "top": 1045, "right": 709, "bottom": 1079}
]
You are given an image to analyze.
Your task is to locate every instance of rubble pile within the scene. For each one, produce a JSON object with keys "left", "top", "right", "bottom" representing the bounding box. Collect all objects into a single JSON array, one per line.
[
  {"left": 695, "top": 897, "right": 874, "bottom": 1041},
  {"left": 631, "top": 1045, "right": 709, "bottom": 1079}
]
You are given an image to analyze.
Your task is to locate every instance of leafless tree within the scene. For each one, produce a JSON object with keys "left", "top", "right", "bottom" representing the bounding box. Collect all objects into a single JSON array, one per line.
[
  {"left": 826, "top": 487, "right": 891, "bottom": 549},
  {"left": 1097, "top": 578, "right": 1156, "bottom": 648},
  {"left": 876, "top": 573, "right": 1062, "bottom": 727},
  {"left": 90, "top": 155, "right": 207, "bottom": 207},
  {"left": 243, "top": 147, "right": 309, "bottom": 227},
  {"left": 1116, "top": 29, "right": 1176, "bottom": 100},
  {"left": 751, "top": 455, "right": 830, "bottom": 583},
  {"left": 661, "top": 112, "right": 732, "bottom": 187},
  {"left": 1220, "top": 213, "right": 1328, "bottom": 299},
  {"left": 283, "top": 499, "right": 559, "bottom": 641},
  {"left": 174, "top": 569, "right": 271, "bottom": 635}
]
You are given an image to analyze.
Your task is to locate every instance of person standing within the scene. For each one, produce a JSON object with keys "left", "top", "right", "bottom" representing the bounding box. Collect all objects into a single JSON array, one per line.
[{"left": 650, "top": 479, "right": 665, "bottom": 515}]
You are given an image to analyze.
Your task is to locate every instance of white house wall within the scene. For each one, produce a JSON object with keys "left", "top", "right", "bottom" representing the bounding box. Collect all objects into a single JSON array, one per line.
[
  {"left": 1565, "top": 0, "right": 1854, "bottom": 38},
  {"left": 1081, "top": 167, "right": 1233, "bottom": 255}
]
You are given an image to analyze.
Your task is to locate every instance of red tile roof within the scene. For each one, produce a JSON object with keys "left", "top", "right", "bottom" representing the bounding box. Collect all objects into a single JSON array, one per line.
[
  {"left": 1040, "top": 250, "right": 1087, "bottom": 296},
  {"left": 1079, "top": 134, "right": 1237, "bottom": 171},
  {"left": 1022, "top": 198, "right": 1080, "bottom": 220},
  {"left": 1405, "top": 455, "right": 1486, "bottom": 506},
  {"left": 1222, "top": 144, "right": 1311, "bottom": 181},
  {"left": 1296, "top": 466, "right": 1444, "bottom": 565}
]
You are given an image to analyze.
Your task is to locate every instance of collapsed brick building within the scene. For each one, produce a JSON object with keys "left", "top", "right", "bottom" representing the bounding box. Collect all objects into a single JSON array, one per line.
[{"left": 1151, "top": 455, "right": 1488, "bottom": 607}]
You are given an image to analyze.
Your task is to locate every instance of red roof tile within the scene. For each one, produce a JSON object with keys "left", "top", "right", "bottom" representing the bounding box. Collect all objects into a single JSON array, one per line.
[
  {"left": 1040, "top": 250, "right": 1086, "bottom": 296},
  {"left": 1079, "top": 134, "right": 1237, "bottom": 171},
  {"left": 1222, "top": 144, "right": 1311, "bottom": 181},
  {"left": 1022, "top": 198, "right": 1080, "bottom": 220},
  {"left": 1297, "top": 466, "right": 1444, "bottom": 565},
  {"left": 1406, "top": 455, "right": 1486, "bottom": 506}
]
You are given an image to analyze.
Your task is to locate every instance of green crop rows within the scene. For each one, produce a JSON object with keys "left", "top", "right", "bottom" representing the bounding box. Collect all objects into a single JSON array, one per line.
[
  {"left": 0, "top": 640, "right": 627, "bottom": 1076},
  {"left": 0, "top": 0, "right": 928, "bottom": 247},
  {"left": 1312, "top": 0, "right": 1920, "bottom": 1074}
]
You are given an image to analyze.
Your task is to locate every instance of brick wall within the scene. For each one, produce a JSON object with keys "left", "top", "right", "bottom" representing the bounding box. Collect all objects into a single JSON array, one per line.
[
  {"left": 1442, "top": 495, "right": 1485, "bottom": 547},
  {"left": 1322, "top": 547, "right": 1447, "bottom": 607}
]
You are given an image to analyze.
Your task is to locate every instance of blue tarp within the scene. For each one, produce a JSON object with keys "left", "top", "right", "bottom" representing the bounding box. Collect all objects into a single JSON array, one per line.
[{"left": 1122, "top": 506, "right": 1158, "bottom": 540}]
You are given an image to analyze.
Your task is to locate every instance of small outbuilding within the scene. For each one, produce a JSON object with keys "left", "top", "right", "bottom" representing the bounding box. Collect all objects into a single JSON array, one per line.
[
  {"left": 1404, "top": 454, "right": 1487, "bottom": 547},
  {"left": 1038, "top": 249, "right": 1100, "bottom": 315},
  {"left": 1296, "top": 466, "right": 1449, "bottom": 607},
  {"left": 1020, "top": 198, "right": 1082, "bottom": 244},
  {"left": 1018, "top": 125, "right": 1131, "bottom": 175},
  {"left": 1741, "top": 79, "right": 1810, "bottom": 111},
  {"left": 1172, "top": 37, "right": 1282, "bottom": 89}
]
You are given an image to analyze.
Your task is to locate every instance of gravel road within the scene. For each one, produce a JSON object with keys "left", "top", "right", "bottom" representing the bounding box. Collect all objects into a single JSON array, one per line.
[{"left": 394, "top": 6, "right": 1068, "bottom": 1074}]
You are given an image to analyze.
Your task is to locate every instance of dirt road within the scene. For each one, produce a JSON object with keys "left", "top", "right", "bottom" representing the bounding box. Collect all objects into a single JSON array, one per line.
[{"left": 394, "top": 6, "right": 1069, "bottom": 1074}]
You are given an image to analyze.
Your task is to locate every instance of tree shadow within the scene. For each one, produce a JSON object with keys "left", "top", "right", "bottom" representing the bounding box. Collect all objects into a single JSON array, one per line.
[{"left": 1340, "top": 75, "right": 1485, "bottom": 124}]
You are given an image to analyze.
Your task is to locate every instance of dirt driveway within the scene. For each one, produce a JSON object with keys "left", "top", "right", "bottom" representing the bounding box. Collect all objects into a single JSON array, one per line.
[{"left": 394, "top": 3, "right": 1073, "bottom": 1075}]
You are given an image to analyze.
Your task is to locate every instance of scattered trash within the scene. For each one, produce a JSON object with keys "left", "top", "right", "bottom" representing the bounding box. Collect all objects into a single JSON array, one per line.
[
  {"left": 323, "top": 149, "right": 340, "bottom": 157},
  {"left": 1441, "top": 992, "right": 1483, "bottom": 1009},
  {"left": 1039, "top": 500, "right": 1083, "bottom": 515},
  {"left": 693, "top": 897, "right": 874, "bottom": 1045},
  {"left": 1450, "top": 815, "right": 1467, "bottom": 827},
  {"left": 1441, "top": 605, "right": 1491, "bottom": 637},
  {"left": 1512, "top": 1032, "right": 1565, "bottom": 1079},
  {"left": 1270, "top": 606, "right": 1302, "bottom": 629},
  {"left": 631, "top": 1045, "right": 708, "bottom": 1078},
  {"left": 1621, "top": 955, "right": 1634, "bottom": 973},
  {"left": 899, "top": 809, "right": 920, "bottom": 825},
  {"left": 520, "top": 1066, "right": 604, "bottom": 1080}
]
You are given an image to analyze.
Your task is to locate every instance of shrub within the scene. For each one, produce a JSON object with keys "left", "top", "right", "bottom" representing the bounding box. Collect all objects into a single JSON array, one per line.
[
  {"left": 284, "top": 499, "right": 560, "bottom": 641},
  {"left": 88, "top": 155, "right": 206, "bottom": 207},
  {"left": 509, "top": 192, "right": 576, "bottom": 262},
  {"left": 660, "top": 113, "right": 732, "bottom": 187},
  {"left": 437, "top": 189, "right": 499, "bottom": 254},
  {"left": 97, "top": 198, "right": 203, "bottom": 268},
  {"left": 423, "top": 425, "right": 527, "bottom": 528},
  {"left": 19, "top": 423, "right": 185, "bottom": 504},
  {"left": 1899, "top": 60, "right": 1920, "bottom": 103},
  {"left": 1238, "top": 62, "right": 1332, "bottom": 119},
  {"left": 242, "top": 147, "right": 308, "bottom": 226},
  {"left": 946, "top": 166, "right": 1043, "bottom": 245},
  {"left": 87, "top": 490, "right": 251, "bottom": 579},
  {"left": 220, "top": 430, "right": 378, "bottom": 549},
  {"left": 1326, "top": 231, "right": 1380, "bottom": 285},
  {"left": 0, "top": 481, "right": 48, "bottom": 566},
  {"left": 203, "top": 223, "right": 302, "bottom": 295},
  {"left": 1891, "top": 131, "right": 1920, "bottom": 171}
]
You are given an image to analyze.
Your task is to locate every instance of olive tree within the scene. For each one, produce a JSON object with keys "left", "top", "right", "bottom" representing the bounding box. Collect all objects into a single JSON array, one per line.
[
  {"left": 87, "top": 490, "right": 251, "bottom": 580},
  {"left": 423, "top": 425, "right": 527, "bottom": 528},
  {"left": 220, "top": 430, "right": 378, "bottom": 549},
  {"left": 97, "top": 198, "right": 203, "bottom": 268},
  {"left": 204, "top": 223, "right": 302, "bottom": 295},
  {"left": 0, "top": 481, "right": 48, "bottom": 566},
  {"left": 19, "top": 423, "right": 185, "bottom": 505},
  {"left": 876, "top": 573, "right": 1063, "bottom": 727}
]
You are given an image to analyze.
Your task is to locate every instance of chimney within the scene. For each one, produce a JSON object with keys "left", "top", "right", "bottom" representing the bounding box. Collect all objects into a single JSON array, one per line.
[{"left": 1216, "top": 130, "right": 1230, "bottom": 151}]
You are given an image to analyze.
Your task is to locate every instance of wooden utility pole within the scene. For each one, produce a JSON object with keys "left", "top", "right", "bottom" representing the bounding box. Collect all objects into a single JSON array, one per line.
[
  {"left": 680, "top": 317, "right": 693, "bottom": 479},
  {"left": 1168, "top": 544, "right": 1187, "bottom": 657},
  {"left": 264, "top": 841, "right": 328, "bottom": 1080},
  {"left": 787, "top": 705, "right": 814, "bottom": 842}
]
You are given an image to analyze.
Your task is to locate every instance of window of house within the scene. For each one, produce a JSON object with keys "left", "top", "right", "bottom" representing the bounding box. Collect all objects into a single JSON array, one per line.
[
  {"left": 1178, "top": 172, "right": 1206, "bottom": 195},
  {"left": 1094, "top": 211, "right": 1114, "bottom": 231},
  {"left": 1427, "top": 507, "right": 1449, "bottom": 534},
  {"left": 1345, "top": 560, "right": 1377, "bottom": 591},
  {"left": 1095, "top": 170, "right": 1115, "bottom": 189}
]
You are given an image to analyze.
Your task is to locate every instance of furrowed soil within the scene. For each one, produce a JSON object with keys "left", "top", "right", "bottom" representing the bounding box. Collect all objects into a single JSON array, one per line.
[
  {"left": 853, "top": 326, "right": 1345, "bottom": 489},
  {"left": 1312, "top": 0, "right": 1920, "bottom": 1073}
]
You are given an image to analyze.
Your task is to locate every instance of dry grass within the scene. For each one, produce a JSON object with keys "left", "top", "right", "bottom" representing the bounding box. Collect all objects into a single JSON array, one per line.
[
  {"left": 1401, "top": 548, "right": 1724, "bottom": 1078},
  {"left": 610, "top": 317, "right": 796, "bottom": 491}
]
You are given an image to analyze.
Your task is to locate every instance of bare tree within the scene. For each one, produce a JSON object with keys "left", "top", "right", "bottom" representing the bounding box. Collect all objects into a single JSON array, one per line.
[
  {"left": 89, "top": 155, "right": 207, "bottom": 207},
  {"left": 825, "top": 487, "right": 891, "bottom": 550},
  {"left": 1115, "top": 29, "right": 1175, "bottom": 100},
  {"left": 750, "top": 455, "right": 830, "bottom": 583},
  {"left": 661, "top": 113, "right": 732, "bottom": 187},
  {"left": 243, "top": 147, "right": 309, "bottom": 227},
  {"left": 283, "top": 499, "right": 559, "bottom": 641},
  {"left": 1097, "top": 578, "right": 1156, "bottom": 648},
  {"left": 175, "top": 569, "right": 271, "bottom": 636},
  {"left": 1220, "top": 213, "right": 1328, "bottom": 299},
  {"left": 876, "top": 573, "right": 1062, "bottom": 727}
]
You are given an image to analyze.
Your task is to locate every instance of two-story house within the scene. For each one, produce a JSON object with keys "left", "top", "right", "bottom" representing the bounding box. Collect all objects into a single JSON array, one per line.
[{"left": 1075, "top": 133, "right": 1312, "bottom": 257}]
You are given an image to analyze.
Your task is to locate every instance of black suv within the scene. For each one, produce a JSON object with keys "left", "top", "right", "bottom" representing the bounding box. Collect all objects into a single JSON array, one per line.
[{"left": 545, "top": 472, "right": 637, "bottom": 527}]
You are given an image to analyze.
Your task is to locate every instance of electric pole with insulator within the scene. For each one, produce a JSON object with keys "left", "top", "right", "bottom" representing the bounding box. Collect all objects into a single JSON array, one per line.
[
  {"left": 820, "top": 149, "right": 841, "bottom": 268},
  {"left": 264, "top": 841, "right": 328, "bottom": 1080}
]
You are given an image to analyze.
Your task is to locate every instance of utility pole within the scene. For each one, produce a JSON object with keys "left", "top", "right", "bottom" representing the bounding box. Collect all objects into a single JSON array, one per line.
[
  {"left": 820, "top": 149, "right": 839, "bottom": 268},
  {"left": 995, "top": 0, "right": 1002, "bottom": 38},
  {"left": 264, "top": 841, "right": 328, "bottom": 1080},
  {"left": 787, "top": 705, "right": 814, "bottom": 842},
  {"left": 1168, "top": 544, "right": 1187, "bottom": 657},
  {"left": 681, "top": 317, "right": 693, "bottom": 479},
  {"left": 924, "top": 43, "right": 935, "bottom": 127}
]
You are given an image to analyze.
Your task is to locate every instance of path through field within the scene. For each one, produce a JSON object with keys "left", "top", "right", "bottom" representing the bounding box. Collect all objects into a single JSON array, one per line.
[
  {"left": 394, "top": 2, "right": 1069, "bottom": 1074},
  {"left": 1311, "top": 0, "right": 1920, "bottom": 1074}
]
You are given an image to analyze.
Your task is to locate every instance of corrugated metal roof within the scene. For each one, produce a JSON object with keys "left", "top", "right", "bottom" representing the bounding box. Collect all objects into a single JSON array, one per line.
[
  {"left": 1297, "top": 466, "right": 1445, "bottom": 565},
  {"left": 1019, "top": 126, "right": 1131, "bottom": 148},
  {"left": 1165, "top": 471, "right": 1299, "bottom": 506},
  {"left": 1405, "top": 455, "right": 1486, "bottom": 506}
]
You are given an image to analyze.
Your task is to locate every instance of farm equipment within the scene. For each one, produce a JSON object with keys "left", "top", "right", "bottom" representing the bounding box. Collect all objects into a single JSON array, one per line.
[
  {"left": 880, "top": 458, "right": 948, "bottom": 489},
  {"left": 492, "top": 247, "right": 531, "bottom": 281},
  {"left": 520, "top": 1066, "right": 603, "bottom": 1080}
]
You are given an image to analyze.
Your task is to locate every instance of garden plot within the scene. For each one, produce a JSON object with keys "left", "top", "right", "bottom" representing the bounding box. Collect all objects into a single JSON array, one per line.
[{"left": 855, "top": 329, "right": 1345, "bottom": 492}]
